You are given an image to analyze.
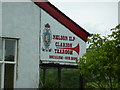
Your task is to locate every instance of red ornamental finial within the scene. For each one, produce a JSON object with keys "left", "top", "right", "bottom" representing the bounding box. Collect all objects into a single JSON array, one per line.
[{"left": 45, "top": 24, "right": 50, "bottom": 28}]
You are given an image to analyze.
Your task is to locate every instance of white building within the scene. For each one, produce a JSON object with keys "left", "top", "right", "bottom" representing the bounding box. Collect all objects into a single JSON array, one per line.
[
  {"left": 118, "top": 1, "right": 120, "bottom": 24},
  {"left": 0, "top": 0, "right": 90, "bottom": 88}
]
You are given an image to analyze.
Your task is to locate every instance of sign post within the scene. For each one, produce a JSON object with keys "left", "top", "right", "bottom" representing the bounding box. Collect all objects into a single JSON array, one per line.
[
  {"left": 57, "top": 67, "right": 61, "bottom": 88},
  {"left": 43, "top": 68, "right": 46, "bottom": 86}
]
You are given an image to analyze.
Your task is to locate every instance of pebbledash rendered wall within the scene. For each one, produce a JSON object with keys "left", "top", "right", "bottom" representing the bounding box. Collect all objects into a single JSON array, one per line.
[{"left": 2, "top": 2, "right": 40, "bottom": 88}]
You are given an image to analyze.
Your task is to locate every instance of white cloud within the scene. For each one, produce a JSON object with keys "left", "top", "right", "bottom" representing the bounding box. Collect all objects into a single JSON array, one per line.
[
  {"left": 51, "top": 2, "right": 118, "bottom": 36},
  {"left": 50, "top": 0, "right": 119, "bottom": 2},
  {"left": 1, "top": 0, "right": 119, "bottom": 2}
]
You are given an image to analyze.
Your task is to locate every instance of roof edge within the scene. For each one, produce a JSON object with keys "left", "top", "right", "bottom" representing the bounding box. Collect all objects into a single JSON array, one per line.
[{"left": 32, "top": 0, "right": 90, "bottom": 42}]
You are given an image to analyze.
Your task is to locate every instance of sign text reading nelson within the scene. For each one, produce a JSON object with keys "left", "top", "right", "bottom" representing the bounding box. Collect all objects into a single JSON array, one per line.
[
  {"left": 53, "top": 35, "right": 80, "bottom": 55},
  {"left": 49, "top": 34, "right": 80, "bottom": 60},
  {"left": 42, "top": 24, "right": 80, "bottom": 61}
]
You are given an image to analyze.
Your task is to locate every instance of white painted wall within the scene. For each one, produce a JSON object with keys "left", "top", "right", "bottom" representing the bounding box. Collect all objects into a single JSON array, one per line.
[
  {"left": 40, "top": 9, "right": 86, "bottom": 65},
  {"left": 2, "top": 2, "right": 40, "bottom": 88},
  {"left": 0, "top": 2, "right": 2, "bottom": 37},
  {"left": 118, "top": 1, "right": 120, "bottom": 24},
  {"left": 1, "top": 1, "right": 87, "bottom": 88},
  {"left": 0, "top": 2, "right": 2, "bottom": 61}
]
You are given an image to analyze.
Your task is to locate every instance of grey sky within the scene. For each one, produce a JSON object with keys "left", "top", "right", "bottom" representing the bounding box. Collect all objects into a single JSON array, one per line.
[
  {"left": 1, "top": 0, "right": 119, "bottom": 36},
  {"left": 51, "top": 1, "right": 118, "bottom": 36}
]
